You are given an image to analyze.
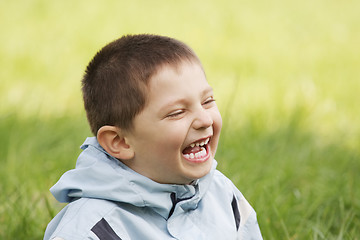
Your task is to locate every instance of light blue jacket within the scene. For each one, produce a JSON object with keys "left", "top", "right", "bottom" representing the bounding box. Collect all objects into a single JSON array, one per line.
[{"left": 44, "top": 137, "right": 262, "bottom": 240}]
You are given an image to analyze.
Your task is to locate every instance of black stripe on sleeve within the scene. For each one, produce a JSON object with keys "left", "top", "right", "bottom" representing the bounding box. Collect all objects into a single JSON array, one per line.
[
  {"left": 231, "top": 195, "right": 241, "bottom": 230},
  {"left": 91, "top": 218, "right": 122, "bottom": 240}
]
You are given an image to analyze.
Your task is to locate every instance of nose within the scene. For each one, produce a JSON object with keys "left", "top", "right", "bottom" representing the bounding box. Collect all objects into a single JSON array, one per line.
[{"left": 192, "top": 108, "right": 213, "bottom": 130}]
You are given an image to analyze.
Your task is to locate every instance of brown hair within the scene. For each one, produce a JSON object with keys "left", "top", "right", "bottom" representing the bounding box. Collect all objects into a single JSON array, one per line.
[{"left": 82, "top": 34, "right": 201, "bottom": 135}]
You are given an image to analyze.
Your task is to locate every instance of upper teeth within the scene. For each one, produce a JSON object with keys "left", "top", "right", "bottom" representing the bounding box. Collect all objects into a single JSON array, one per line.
[{"left": 190, "top": 138, "right": 209, "bottom": 148}]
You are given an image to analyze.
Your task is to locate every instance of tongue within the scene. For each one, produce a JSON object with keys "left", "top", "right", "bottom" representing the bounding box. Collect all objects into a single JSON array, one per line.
[{"left": 182, "top": 146, "right": 202, "bottom": 154}]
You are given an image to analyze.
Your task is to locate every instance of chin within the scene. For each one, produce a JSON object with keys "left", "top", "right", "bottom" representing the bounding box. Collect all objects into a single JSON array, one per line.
[{"left": 188, "top": 158, "right": 213, "bottom": 180}]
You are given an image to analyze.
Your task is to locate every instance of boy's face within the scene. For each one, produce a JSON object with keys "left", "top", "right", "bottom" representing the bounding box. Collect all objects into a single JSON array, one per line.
[{"left": 124, "top": 61, "right": 222, "bottom": 184}]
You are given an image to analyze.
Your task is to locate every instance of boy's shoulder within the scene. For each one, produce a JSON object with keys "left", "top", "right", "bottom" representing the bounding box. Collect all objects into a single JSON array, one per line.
[
  {"left": 211, "top": 170, "right": 262, "bottom": 239},
  {"left": 44, "top": 198, "right": 120, "bottom": 240}
]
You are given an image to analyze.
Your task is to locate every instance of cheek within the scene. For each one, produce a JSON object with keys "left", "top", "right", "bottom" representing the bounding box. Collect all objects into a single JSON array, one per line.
[
  {"left": 212, "top": 109, "right": 223, "bottom": 133},
  {"left": 211, "top": 110, "right": 222, "bottom": 150},
  {"left": 152, "top": 125, "right": 187, "bottom": 153}
]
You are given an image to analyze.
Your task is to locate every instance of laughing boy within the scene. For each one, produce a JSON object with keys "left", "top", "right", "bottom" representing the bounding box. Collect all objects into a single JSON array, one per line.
[{"left": 44, "top": 34, "right": 262, "bottom": 240}]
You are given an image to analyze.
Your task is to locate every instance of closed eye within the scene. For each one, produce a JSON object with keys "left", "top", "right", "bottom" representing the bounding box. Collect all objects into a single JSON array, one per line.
[
  {"left": 166, "top": 109, "right": 185, "bottom": 119},
  {"left": 203, "top": 96, "right": 216, "bottom": 105}
]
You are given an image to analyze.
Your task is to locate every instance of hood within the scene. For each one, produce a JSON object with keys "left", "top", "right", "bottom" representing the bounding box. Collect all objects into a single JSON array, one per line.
[{"left": 50, "top": 137, "right": 217, "bottom": 219}]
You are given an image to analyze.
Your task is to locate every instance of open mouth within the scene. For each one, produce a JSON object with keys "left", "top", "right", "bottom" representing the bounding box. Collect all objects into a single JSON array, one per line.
[{"left": 182, "top": 137, "right": 211, "bottom": 162}]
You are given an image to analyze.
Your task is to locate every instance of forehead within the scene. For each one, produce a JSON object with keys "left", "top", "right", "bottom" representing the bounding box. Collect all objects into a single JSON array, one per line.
[
  {"left": 148, "top": 61, "right": 206, "bottom": 90},
  {"left": 143, "top": 62, "right": 211, "bottom": 107}
]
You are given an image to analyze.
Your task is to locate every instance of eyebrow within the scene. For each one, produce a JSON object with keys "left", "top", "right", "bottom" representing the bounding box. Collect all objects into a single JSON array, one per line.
[
  {"left": 203, "top": 86, "right": 214, "bottom": 95},
  {"left": 159, "top": 86, "right": 214, "bottom": 113}
]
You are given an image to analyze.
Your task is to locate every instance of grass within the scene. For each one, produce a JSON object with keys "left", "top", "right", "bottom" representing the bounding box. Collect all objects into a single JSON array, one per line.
[
  {"left": 218, "top": 108, "right": 360, "bottom": 239},
  {"left": 0, "top": 114, "right": 89, "bottom": 239},
  {"left": 1, "top": 0, "right": 359, "bottom": 239}
]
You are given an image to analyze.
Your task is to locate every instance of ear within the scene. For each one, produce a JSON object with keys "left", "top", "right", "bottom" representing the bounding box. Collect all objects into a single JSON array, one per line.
[{"left": 97, "top": 126, "right": 135, "bottom": 160}]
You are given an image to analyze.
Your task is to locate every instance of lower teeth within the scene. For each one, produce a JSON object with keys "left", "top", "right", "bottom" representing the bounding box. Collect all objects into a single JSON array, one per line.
[{"left": 184, "top": 147, "right": 206, "bottom": 159}]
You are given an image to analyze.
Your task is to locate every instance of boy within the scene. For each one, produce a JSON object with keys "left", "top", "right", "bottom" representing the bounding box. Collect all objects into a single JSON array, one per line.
[{"left": 44, "top": 34, "right": 262, "bottom": 240}]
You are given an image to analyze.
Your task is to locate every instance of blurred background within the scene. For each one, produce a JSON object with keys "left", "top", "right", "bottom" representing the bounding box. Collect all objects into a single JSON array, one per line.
[{"left": 1, "top": 0, "right": 359, "bottom": 239}]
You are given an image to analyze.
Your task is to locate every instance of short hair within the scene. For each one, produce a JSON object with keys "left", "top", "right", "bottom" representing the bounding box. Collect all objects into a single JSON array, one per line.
[{"left": 82, "top": 34, "right": 201, "bottom": 135}]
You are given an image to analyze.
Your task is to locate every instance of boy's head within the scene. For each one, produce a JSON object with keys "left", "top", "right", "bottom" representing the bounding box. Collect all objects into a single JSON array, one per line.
[
  {"left": 82, "top": 34, "right": 201, "bottom": 135},
  {"left": 82, "top": 34, "right": 222, "bottom": 184}
]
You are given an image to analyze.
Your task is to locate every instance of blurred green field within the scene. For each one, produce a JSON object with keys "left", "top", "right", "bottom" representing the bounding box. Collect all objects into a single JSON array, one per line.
[{"left": 1, "top": 0, "right": 359, "bottom": 239}]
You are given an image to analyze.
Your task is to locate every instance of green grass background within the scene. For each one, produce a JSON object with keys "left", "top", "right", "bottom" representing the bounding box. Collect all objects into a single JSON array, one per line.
[{"left": 1, "top": 0, "right": 359, "bottom": 239}]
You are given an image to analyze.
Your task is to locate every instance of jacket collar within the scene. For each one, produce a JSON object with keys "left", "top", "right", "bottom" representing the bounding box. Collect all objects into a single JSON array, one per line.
[{"left": 51, "top": 137, "right": 216, "bottom": 219}]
